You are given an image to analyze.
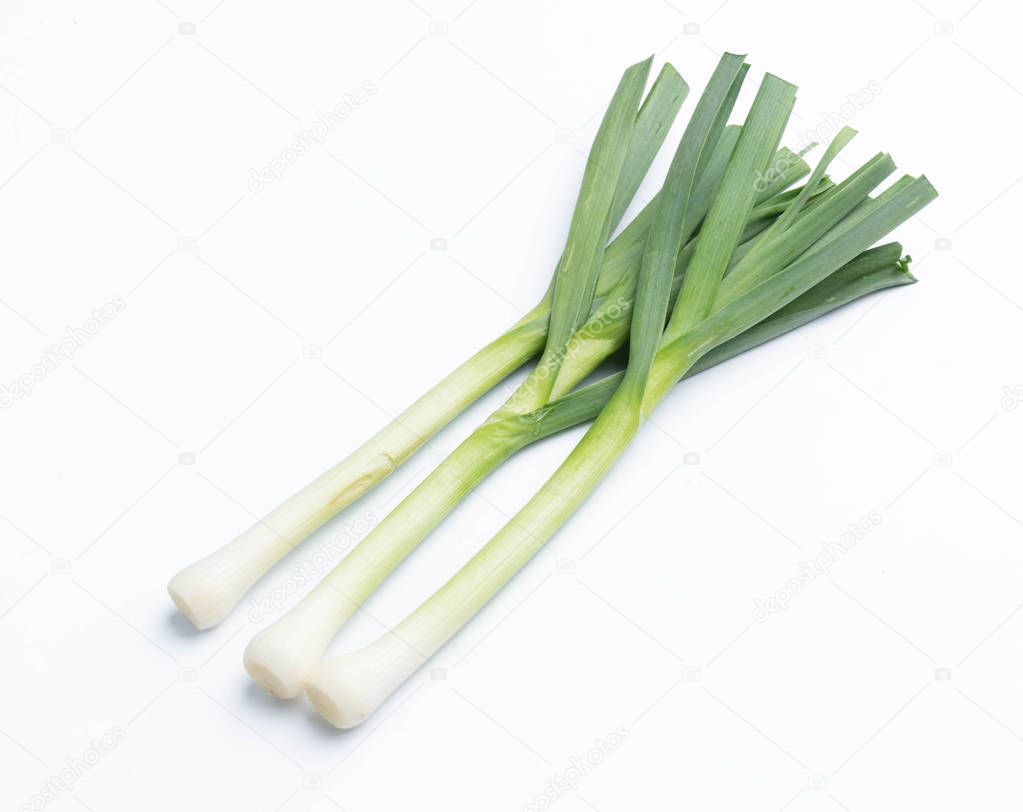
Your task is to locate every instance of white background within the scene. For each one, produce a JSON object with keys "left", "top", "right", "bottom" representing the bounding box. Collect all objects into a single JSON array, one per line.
[{"left": 1, "top": 0, "right": 1020, "bottom": 810}]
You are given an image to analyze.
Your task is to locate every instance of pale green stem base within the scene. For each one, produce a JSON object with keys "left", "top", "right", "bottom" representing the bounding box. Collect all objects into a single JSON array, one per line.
[
  {"left": 243, "top": 310, "right": 634, "bottom": 696},
  {"left": 305, "top": 388, "right": 652, "bottom": 726},
  {"left": 168, "top": 312, "right": 546, "bottom": 630}
]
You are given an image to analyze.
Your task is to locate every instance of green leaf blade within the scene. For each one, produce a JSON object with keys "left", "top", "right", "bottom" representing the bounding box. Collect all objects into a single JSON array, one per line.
[
  {"left": 620, "top": 52, "right": 749, "bottom": 401},
  {"left": 544, "top": 57, "right": 654, "bottom": 360},
  {"left": 666, "top": 72, "right": 798, "bottom": 339}
]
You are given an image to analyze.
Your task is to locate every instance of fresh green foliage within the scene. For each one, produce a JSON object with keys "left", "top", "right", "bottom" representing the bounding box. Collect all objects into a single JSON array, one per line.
[
  {"left": 168, "top": 50, "right": 937, "bottom": 729},
  {"left": 302, "top": 56, "right": 937, "bottom": 730}
]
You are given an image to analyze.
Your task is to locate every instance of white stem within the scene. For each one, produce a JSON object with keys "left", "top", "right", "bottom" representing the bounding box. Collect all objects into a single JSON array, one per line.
[
  {"left": 306, "top": 632, "right": 432, "bottom": 729},
  {"left": 242, "top": 321, "right": 633, "bottom": 697},
  {"left": 306, "top": 399, "right": 641, "bottom": 726},
  {"left": 167, "top": 318, "right": 545, "bottom": 630},
  {"left": 243, "top": 586, "right": 356, "bottom": 697},
  {"left": 243, "top": 423, "right": 523, "bottom": 697},
  {"left": 168, "top": 448, "right": 396, "bottom": 630},
  {"left": 303, "top": 229, "right": 925, "bottom": 724}
]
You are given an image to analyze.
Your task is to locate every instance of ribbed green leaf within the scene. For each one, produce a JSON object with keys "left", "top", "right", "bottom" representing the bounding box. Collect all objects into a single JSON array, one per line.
[
  {"left": 802, "top": 174, "right": 917, "bottom": 259},
  {"left": 543, "top": 57, "right": 653, "bottom": 363},
  {"left": 666, "top": 73, "right": 797, "bottom": 339},
  {"left": 521, "top": 242, "right": 914, "bottom": 440},
  {"left": 593, "top": 133, "right": 810, "bottom": 300},
  {"left": 717, "top": 151, "right": 897, "bottom": 302},
  {"left": 757, "top": 125, "right": 857, "bottom": 240},
  {"left": 610, "top": 63, "right": 689, "bottom": 228},
  {"left": 690, "top": 242, "right": 911, "bottom": 372},
  {"left": 660, "top": 175, "right": 938, "bottom": 372},
  {"left": 536, "top": 64, "right": 687, "bottom": 317},
  {"left": 620, "top": 52, "right": 748, "bottom": 401}
]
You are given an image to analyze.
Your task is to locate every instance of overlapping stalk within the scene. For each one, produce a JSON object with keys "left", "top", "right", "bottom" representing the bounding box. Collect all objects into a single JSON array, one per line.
[
  {"left": 167, "top": 61, "right": 692, "bottom": 631},
  {"left": 164, "top": 50, "right": 935, "bottom": 729},
  {"left": 241, "top": 175, "right": 825, "bottom": 697},
  {"left": 242, "top": 54, "right": 757, "bottom": 697},
  {"left": 304, "top": 63, "right": 937, "bottom": 727}
]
